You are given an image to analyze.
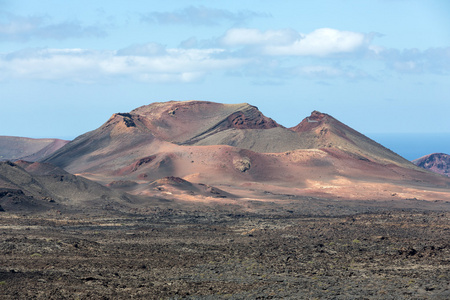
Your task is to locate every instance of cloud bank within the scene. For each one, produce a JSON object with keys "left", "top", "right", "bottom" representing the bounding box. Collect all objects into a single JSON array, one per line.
[
  {"left": 222, "top": 28, "right": 368, "bottom": 56},
  {"left": 0, "top": 25, "right": 448, "bottom": 84},
  {"left": 0, "top": 46, "right": 247, "bottom": 83}
]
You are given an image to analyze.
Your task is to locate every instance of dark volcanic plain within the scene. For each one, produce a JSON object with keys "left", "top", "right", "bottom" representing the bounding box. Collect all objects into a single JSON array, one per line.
[
  {"left": 1, "top": 100, "right": 450, "bottom": 299},
  {"left": 1, "top": 205, "right": 449, "bottom": 299}
]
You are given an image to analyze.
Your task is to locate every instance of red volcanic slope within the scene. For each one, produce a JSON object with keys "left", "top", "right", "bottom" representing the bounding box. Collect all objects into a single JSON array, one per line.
[
  {"left": 290, "top": 110, "right": 412, "bottom": 167},
  {"left": 129, "top": 101, "right": 281, "bottom": 144},
  {"left": 413, "top": 153, "right": 450, "bottom": 177},
  {"left": 41, "top": 100, "right": 450, "bottom": 201},
  {"left": 42, "top": 101, "right": 283, "bottom": 173}
]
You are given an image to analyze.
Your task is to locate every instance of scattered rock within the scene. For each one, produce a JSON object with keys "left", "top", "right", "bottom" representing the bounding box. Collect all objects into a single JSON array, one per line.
[
  {"left": 233, "top": 157, "right": 251, "bottom": 172},
  {"left": 1, "top": 211, "right": 449, "bottom": 299}
]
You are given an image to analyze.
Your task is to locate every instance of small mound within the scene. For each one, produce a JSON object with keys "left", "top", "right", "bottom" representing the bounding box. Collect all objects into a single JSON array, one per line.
[
  {"left": 115, "top": 155, "right": 158, "bottom": 175},
  {"left": 149, "top": 176, "right": 235, "bottom": 198},
  {"left": 14, "top": 160, "right": 69, "bottom": 176},
  {"left": 150, "top": 176, "right": 194, "bottom": 189},
  {"left": 0, "top": 188, "right": 52, "bottom": 213}
]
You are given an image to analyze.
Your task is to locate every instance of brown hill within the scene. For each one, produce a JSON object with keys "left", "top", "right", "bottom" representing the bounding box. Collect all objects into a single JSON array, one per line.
[
  {"left": 290, "top": 111, "right": 413, "bottom": 167},
  {"left": 130, "top": 101, "right": 280, "bottom": 144},
  {"left": 147, "top": 176, "right": 235, "bottom": 199},
  {"left": 42, "top": 100, "right": 450, "bottom": 202},
  {"left": 0, "top": 136, "right": 69, "bottom": 162},
  {"left": 14, "top": 160, "right": 69, "bottom": 176},
  {"left": 0, "top": 161, "right": 135, "bottom": 213},
  {"left": 413, "top": 153, "right": 450, "bottom": 177}
]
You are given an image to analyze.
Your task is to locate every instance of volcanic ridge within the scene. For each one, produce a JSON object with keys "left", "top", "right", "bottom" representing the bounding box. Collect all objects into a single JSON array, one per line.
[{"left": 33, "top": 100, "right": 450, "bottom": 208}]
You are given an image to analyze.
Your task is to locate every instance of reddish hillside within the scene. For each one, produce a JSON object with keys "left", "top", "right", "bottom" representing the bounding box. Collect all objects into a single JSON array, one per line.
[
  {"left": 129, "top": 101, "right": 281, "bottom": 144},
  {"left": 413, "top": 153, "right": 450, "bottom": 177},
  {"left": 291, "top": 111, "right": 413, "bottom": 167},
  {"left": 41, "top": 100, "right": 450, "bottom": 202}
]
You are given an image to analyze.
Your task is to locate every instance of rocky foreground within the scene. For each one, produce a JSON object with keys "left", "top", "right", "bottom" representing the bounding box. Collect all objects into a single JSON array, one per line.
[{"left": 0, "top": 206, "right": 449, "bottom": 299}]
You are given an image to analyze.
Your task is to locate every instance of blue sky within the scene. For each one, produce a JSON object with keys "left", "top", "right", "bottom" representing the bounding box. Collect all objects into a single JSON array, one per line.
[{"left": 1, "top": 0, "right": 449, "bottom": 147}]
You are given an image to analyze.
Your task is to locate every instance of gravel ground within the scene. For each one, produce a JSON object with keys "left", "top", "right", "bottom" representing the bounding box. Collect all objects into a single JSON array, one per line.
[{"left": 0, "top": 208, "right": 449, "bottom": 299}]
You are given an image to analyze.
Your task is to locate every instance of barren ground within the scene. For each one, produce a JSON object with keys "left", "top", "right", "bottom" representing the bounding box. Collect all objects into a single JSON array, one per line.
[{"left": 1, "top": 200, "right": 449, "bottom": 299}]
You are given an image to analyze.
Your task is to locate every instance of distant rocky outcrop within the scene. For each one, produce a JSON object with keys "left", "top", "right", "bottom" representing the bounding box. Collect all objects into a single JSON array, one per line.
[{"left": 412, "top": 153, "right": 450, "bottom": 177}]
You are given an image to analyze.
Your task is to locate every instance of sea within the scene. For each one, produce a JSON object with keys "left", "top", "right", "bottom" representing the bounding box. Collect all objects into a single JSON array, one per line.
[{"left": 366, "top": 133, "right": 450, "bottom": 161}]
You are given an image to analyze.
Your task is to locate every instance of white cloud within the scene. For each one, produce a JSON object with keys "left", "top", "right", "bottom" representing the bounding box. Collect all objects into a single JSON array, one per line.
[
  {"left": 221, "top": 28, "right": 299, "bottom": 46},
  {"left": 116, "top": 43, "right": 167, "bottom": 56},
  {"left": 221, "top": 28, "right": 368, "bottom": 57},
  {"left": 1, "top": 24, "right": 447, "bottom": 86},
  {"left": 0, "top": 46, "right": 248, "bottom": 83},
  {"left": 265, "top": 28, "right": 366, "bottom": 56}
]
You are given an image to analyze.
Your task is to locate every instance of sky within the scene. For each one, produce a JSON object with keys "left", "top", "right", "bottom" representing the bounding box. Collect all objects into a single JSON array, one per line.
[{"left": 1, "top": 0, "right": 449, "bottom": 158}]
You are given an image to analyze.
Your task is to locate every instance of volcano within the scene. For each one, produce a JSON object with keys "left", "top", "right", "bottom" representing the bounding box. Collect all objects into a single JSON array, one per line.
[
  {"left": 41, "top": 100, "right": 450, "bottom": 202},
  {"left": 413, "top": 153, "right": 450, "bottom": 177}
]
